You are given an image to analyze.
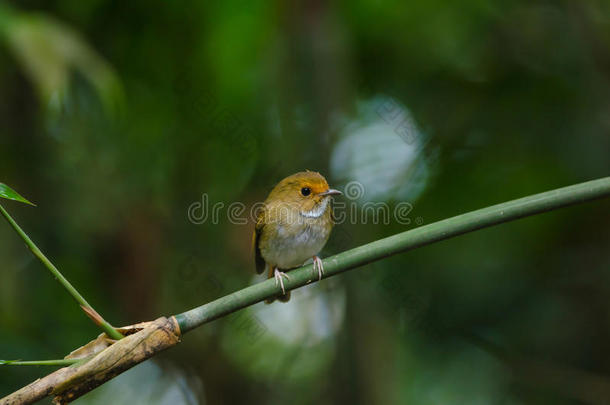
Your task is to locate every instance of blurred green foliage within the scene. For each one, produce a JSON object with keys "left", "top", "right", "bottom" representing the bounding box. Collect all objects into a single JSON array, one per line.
[{"left": 1, "top": 0, "right": 609, "bottom": 404}]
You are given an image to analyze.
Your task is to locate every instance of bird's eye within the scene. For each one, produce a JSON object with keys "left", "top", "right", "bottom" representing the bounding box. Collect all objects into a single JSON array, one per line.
[{"left": 301, "top": 187, "right": 311, "bottom": 196}]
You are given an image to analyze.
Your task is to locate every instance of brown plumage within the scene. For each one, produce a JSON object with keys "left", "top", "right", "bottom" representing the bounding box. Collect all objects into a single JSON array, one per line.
[{"left": 252, "top": 171, "right": 341, "bottom": 303}]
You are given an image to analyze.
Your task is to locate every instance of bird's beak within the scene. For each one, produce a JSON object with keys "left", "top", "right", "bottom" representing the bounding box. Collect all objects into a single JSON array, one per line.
[{"left": 318, "top": 189, "right": 342, "bottom": 196}]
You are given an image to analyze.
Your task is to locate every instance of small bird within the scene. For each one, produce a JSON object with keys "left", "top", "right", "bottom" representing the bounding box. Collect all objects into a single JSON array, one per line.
[{"left": 253, "top": 171, "right": 341, "bottom": 303}]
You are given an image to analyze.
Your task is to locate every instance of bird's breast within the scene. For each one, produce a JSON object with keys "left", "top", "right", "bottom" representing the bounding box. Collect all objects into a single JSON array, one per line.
[{"left": 260, "top": 215, "right": 332, "bottom": 269}]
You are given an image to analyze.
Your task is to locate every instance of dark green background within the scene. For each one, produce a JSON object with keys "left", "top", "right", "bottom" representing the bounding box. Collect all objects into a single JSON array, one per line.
[{"left": 1, "top": 1, "right": 609, "bottom": 404}]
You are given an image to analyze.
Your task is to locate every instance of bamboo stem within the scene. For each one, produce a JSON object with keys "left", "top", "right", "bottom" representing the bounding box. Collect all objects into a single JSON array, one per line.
[
  {"left": 1, "top": 177, "right": 609, "bottom": 403},
  {"left": 0, "top": 204, "right": 123, "bottom": 340},
  {"left": 175, "top": 176, "right": 610, "bottom": 333}
]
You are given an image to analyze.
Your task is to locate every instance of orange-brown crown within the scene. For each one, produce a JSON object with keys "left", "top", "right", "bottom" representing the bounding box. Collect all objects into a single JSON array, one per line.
[
  {"left": 266, "top": 171, "right": 332, "bottom": 208},
  {"left": 277, "top": 171, "right": 328, "bottom": 192}
]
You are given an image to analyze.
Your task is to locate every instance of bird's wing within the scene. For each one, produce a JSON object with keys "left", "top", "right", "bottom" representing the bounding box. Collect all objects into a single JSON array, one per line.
[{"left": 253, "top": 209, "right": 266, "bottom": 274}]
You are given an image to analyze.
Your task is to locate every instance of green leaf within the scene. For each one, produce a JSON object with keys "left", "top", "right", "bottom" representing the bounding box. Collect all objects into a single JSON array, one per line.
[
  {"left": 0, "top": 183, "right": 35, "bottom": 205},
  {"left": 0, "top": 3, "right": 125, "bottom": 117}
]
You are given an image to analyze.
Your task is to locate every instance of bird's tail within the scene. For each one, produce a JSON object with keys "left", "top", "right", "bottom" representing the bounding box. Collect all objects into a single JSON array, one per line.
[{"left": 265, "top": 291, "right": 291, "bottom": 304}]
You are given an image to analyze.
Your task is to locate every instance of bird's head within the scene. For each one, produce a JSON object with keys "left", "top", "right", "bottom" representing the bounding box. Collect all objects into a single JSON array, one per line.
[{"left": 268, "top": 171, "right": 342, "bottom": 218}]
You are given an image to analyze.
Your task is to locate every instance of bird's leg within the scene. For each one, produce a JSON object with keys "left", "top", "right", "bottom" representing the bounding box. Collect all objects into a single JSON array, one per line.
[
  {"left": 312, "top": 255, "right": 324, "bottom": 281},
  {"left": 274, "top": 268, "right": 291, "bottom": 295}
]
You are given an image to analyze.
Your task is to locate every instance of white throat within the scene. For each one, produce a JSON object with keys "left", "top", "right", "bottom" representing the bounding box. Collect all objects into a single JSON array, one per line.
[{"left": 301, "top": 197, "right": 330, "bottom": 218}]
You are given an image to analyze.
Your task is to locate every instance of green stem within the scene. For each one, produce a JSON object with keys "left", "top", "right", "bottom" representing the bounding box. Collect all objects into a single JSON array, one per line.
[
  {"left": 0, "top": 359, "right": 80, "bottom": 367},
  {"left": 175, "top": 176, "right": 610, "bottom": 333},
  {"left": 0, "top": 204, "right": 123, "bottom": 340}
]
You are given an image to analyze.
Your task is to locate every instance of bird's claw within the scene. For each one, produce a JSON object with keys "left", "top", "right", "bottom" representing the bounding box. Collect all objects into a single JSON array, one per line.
[
  {"left": 312, "top": 255, "right": 324, "bottom": 281},
  {"left": 274, "top": 269, "right": 290, "bottom": 295}
]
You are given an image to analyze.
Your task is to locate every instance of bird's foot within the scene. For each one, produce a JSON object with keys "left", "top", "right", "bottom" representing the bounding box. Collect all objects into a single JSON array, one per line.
[
  {"left": 274, "top": 269, "right": 291, "bottom": 295},
  {"left": 312, "top": 255, "right": 324, "bottom": 281}
]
